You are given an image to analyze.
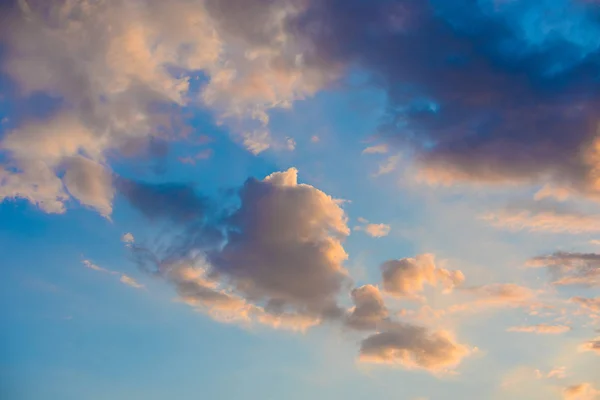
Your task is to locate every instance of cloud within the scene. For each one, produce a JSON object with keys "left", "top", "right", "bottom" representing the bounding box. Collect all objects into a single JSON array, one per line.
[
  {"left": 0, "top": 115, "right": 103, "bottom": 213},
  {"left": 381, "top": 254, "right": 464, "bottom": 298},
  {"left": 208, "top": 168, "right": 350, "bottom": 318},
  {"left": 83, "top": 259, "right": 114, "bottom": 274},
  {"left": 119, "top": 169, "right": 477, "bottom": 371},
  {"left": 543, "top": 367, "right": 568, "bottom": 380},
  {"left": 534, "top": 185, "right": 574, "bottom": 202},
  {"left": 82, "top": 259, "right": 143, "bottom": 290},
  {"left": 363, "top": 223, "right": 391, "bottom": 237},
  {"left": 121, "top": 233, "right": 135, "bottom": 244},
  {"left": 9, "top": 0, "right": 600, "bottom": 218},
  {"left": 571, "top": 297, "right": 600, "bottom": 313},
  {"left": 291, "top": 0, "right": 600, "bottom": 198},
  {"left": 362, "top": 144, "right": 388, "bottom": 154},
  {"left": 62, "top": 156, "right": 114, "bottom": 217},
  {"left": 155, "top": 259, "right": 319, "bottom": 331},
  {"left": 117, "top": 179, "right": 209, "bottom": 223},
  {"left": 526, "top": 252, "right": 600, "bottom": 287},
  {"left": 119, "top": 275, "right": 144, "bottom": 289},
  {"left": 506, "top": 324, "right": 571, "bottom": 334},
  {"left": 374, "top": 155, "right": 401, "bottom": 176},
  {"left": 164, "top": 262, "right": 255, "bottom": 324},
  {"left": 563, "top": 383, "right": 599, "bottom": 400},
  {"left": 345, "top": 285, "right": 389, "bottom": 331},
  {"left": 0, "top": 0, "right": 342, "bottom": 214},
  {"left": 354, "top": 218, "right": 391, "bottom": 238},
  {"left": 482, "top": 209, "right": 600, "bottom": 234},
  {"left": 579, "top": 337, "right": 600, "bottom": 355},
  {"left": 126, "top": 168, "right": 350, "bottom": 325},
  {"left": 450, "top": 283, "right": 536, "bottom": 312},
  {"left": 178, "top": 149, "right": 214, "bottom": 165},
  {"left": 358, "top": 322, "right": 471, "bottom": 373}
]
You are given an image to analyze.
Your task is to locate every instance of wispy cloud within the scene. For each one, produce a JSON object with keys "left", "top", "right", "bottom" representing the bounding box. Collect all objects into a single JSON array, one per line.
[
  {"left": 506, "top": 324, "right": 571, "bottom": 334},
  {"left": 362, "top": 144, "right": 388, "bottom": 154},
  {"left": 373, "top": 155, "right": 400, "bottom": 176},
  {"left": 82, "top": 259, "right": 143, "bottom": 290}
]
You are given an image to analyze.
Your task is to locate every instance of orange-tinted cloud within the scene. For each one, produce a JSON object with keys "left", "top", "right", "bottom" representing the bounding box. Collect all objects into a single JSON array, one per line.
[
  {"left": 563, "top": 382, "right": 599, "bottom": 400},
  {"left": 482, "top": 209, "right": 600, "bottom": 234},
  {"left": 354, "top": 217, "right": 391, "bottom": 238},
  {"left": 506, "top": 324, "right": 570, "bottom": 334},
  {"left": 579, "top": 337, "right": 600, "bottom": 355},
  {"left": 358, "top": 322, "right": 471, "bottom": 373},
  {"left": 571, "top": 297, "right": 600, "bottom": 313},
  {"left": 381, "top": 254, "right": 464, "bottom": 298}
]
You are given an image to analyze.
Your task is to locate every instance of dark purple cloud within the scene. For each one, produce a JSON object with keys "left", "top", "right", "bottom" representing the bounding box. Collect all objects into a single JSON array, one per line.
[{"left": 291, "top": 0, "right": 600, "bottom": 194}]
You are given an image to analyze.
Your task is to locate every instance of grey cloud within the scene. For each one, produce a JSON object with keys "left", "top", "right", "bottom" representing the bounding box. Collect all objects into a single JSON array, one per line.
[
  {"left": 345, "top": 284, "right": 389, "bottom": 331},
  {"left": 124, "top": 168, "right": 351, "bottom": 324},
  {"left": 207, "top": 168, "right": 351, "bottom": 319},
  {"left": 358, "top": 322, "right": 471, "bottom": 372},
  {"left": 527, "top": 252, "right": 600, "bottom": 287},
  {"left": 116, "top": 178, "right": 209, "bottom": 223}
]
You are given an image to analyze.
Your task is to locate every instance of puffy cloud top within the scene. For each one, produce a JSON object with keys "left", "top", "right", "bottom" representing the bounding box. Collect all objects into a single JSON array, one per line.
[{"left": 209, "top": 168, "right": 350, "bottom": 318}]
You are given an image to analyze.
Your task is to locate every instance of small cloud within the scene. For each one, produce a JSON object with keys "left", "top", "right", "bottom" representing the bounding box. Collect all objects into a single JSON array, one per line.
[
  {"left": 506, "top": 324, "right": 571, "bottom": 334},
  {"left": 83, "top": 259, "right": 142, "bottom": 289},
  {"left": 450, "top": 283, "right": 536, "bottom": 313},
  {"left": 119, "top": 274, "right": 144, "bottom": 289},
  {"left": 362, "top": 144, "right": 388, "bottom": 154},
  {"left": 374, "top": 155, "right": 400, "bottom": 176},
  {"left": 195, "top": 149, "right": 213, "bottom": 160},
  {"left": 178, "top": 149, "right": 214, "bottom": 165},
  {"left": 178, "top": 156, "right": 196, "bottom": 165},
  {"left": 121, "top": 232, "right": 135, "bottom": 244},
  {"left": 345, "top": 284, "right": 388, "bottom": 331},
  {"left": 579, "top": 337, "right": 600, "bottom": 355},
  {"left": 546, "top": 367, "right": 567, "bottom": 379},
  {"left": 194, "top": 135, "right": 213, "bottom": 145},
  {"left": 242, "top": 130, "right": 271, "bottom": 154},
  {"left": 358, "top": 323, "right": 471, "bottom": 373},
  {"left": 310, "top": 135, "right": 320, "bottom": 143},
  {"left": 355, "top": 217, "right": 391, "bottom": 238},
  {"left": 82, "top": 259, "right": 114, "bottom": 274},
  {"left": 363, "top": 223, "right": 391, "bottom": 238},
  {"left": 286, "top": 137, "right": 296, "bottom": 151}
]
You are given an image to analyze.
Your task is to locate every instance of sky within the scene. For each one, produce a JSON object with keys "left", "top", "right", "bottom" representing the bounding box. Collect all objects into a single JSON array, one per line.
[{"left": 0, "top": 0, "right": 600, "bottom": 399}]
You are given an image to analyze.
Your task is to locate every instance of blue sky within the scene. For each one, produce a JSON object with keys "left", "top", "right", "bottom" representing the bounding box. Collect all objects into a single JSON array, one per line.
[{"left": 1, "top": 1, "right": 600, "bottom": 399}]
